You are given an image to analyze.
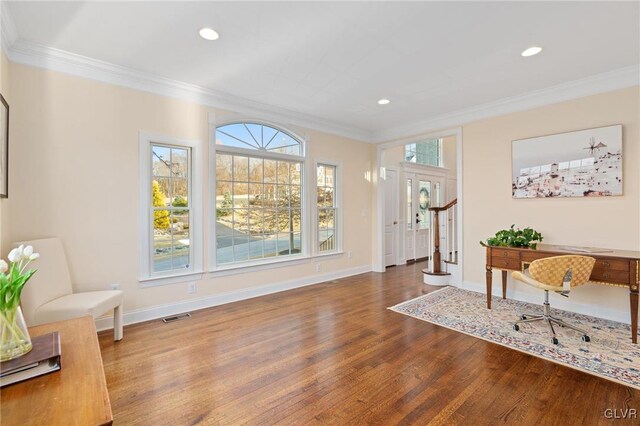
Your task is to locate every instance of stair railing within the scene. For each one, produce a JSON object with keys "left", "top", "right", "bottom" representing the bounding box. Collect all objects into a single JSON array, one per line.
[
  {"left": 427, "top": 198, "right": 457, "bottom": 273},
  {"left": 319, "top": 234, "right": 335, "bottom": 252}
]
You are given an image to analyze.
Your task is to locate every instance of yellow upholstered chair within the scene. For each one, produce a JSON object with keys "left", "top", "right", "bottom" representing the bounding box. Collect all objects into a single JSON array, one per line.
[{"left": 511, "top": 255, "right": 595, "bottom": 345}]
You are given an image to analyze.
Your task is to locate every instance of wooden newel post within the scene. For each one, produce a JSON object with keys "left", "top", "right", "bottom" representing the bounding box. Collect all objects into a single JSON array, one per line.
[
  {"left": 428, "top": 199, "right": 457, "bottom": 276},
  {"left": 433, "top": 211, "right": 441, "bottom": 273}
]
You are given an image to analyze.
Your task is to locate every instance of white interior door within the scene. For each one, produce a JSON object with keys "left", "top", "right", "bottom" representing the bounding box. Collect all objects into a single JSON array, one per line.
[
  {"left": 405, "top": 173, "right": 444, "bottom": 262},
  {"left": 384, "top": 170, "right": 398, "bottom": 267}
]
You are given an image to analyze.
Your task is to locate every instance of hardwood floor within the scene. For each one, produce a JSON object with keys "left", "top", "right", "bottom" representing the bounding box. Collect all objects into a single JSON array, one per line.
[{"left": 98, "top": 263, "right": 639, "bottom": 425}]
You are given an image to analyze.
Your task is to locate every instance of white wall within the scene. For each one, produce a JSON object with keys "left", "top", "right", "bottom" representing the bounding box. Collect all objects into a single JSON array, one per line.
[
  {"left": 462, "top": 87, "right": 639, "bottom": 322},
  {"left": 7, "top": 61, "right": 375, "bottom": 321}
]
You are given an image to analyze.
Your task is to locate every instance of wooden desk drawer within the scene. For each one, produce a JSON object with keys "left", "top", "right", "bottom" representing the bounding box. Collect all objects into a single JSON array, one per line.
[
  {"left": 492, "top": 249, "right": 520, "bottom": 259},
  {"left": 520, "top": 251, "right": 547, "bottom": 263},
  {"left": 491, "top": 257, "right": 520, "bottom": 270},
  {"left": 593, "top": 259, "right": 629, "bottom": 272},
  {"left": 590, "top": 269, "right": 629, "bottom": 284}
]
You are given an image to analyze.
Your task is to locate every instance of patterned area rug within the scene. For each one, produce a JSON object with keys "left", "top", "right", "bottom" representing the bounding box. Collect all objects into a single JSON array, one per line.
[{"left": 390, "top": 286, "right": 640, "bottom": 389}]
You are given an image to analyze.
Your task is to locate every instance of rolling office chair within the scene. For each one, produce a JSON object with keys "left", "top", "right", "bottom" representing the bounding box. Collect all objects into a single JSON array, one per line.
[{"left": 511, "top": 255, "right": 595, "bottom": 345}]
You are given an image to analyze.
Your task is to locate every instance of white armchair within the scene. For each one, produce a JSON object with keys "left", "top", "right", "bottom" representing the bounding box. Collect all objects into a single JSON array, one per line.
[{"left": 17, "top": 237, "right": 124, "bottom": 341}]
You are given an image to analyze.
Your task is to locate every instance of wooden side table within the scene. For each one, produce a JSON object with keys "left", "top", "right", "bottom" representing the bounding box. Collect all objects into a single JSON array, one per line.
[{"left": 1, "top": 316, "right": 113, "bottom": 425}]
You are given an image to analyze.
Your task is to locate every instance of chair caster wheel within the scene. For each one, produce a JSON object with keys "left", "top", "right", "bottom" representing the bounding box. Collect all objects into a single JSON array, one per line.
[
  {"left": 520, "top": 315, "right": 527, "bottom": 320},
  {"left": 513, "top": 324, "right": 520, "bottom": 331},
  {"left": 552, "top": 337, "right": 559, "bottom": 345},
  {"left": 582, "top": 335, "right": 590, "bottom": 342}
]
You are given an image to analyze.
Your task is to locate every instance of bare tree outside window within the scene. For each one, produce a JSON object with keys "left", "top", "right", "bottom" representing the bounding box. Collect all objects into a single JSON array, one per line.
[{"left": 215, "top": 123, "right": 304, "bottom": 265}]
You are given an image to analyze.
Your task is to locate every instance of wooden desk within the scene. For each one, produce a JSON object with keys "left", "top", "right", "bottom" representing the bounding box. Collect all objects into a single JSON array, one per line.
[
  {"left": 485, "top": 244, "right": 639, "bottom": 344},
  {"left": 0, "top": 316, "right": 113, "bottom": 425}
]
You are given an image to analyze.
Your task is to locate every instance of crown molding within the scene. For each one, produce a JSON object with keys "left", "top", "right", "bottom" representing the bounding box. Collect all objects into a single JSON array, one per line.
[
  {"left": 3, "top": 33, "right": 638, "bottom": 145},
  {"left": 5, "top": 38, "right": 374, "bottom": 143},
  {"left": 0, "top": 1, "right": 18, "bottom": 51},
  {"left": 372, "top": 65, "right": 640, "bottom": 143}
]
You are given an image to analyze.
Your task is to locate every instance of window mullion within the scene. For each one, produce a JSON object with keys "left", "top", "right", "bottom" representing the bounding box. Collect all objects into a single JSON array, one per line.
[
  {"left": 214, "top": 144, "right": 305, "bottom": 267},
  {"left": 316, "top": 163, "right": 338, "bottom": 254},
  {"left": 148, "top": 143, "right": 193, "bottom": 275}
]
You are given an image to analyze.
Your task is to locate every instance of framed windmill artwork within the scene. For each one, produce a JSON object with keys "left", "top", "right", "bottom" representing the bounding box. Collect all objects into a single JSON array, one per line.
[{"left": 511, "top": 124, "right": 622, "bottom": 199}]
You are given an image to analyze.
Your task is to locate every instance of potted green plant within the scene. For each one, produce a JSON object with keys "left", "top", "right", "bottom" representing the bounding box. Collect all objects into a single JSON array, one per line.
[{"left": 480, "top": 224, "right": 543, "bottom": 249}]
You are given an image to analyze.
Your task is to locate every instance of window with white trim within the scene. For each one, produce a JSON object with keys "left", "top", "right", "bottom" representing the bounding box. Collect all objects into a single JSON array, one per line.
[
  {"left": 316, "top": 164, "right": 338, "bottom": 253},
  {"left": 405, "top": 139, "right": 441, "bottom": 167},
  {"left": 214, "top": 122, "right": 305, "bottom": 266},
  {"left": 150, "top": 144, "right": 192, "bottom": 272},
  {"left": 140, "top": 134, "right": 202, "bottom": 283}
]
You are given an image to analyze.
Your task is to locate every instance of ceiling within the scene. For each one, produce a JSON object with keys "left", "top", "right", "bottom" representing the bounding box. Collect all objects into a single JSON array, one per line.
[{"left": 4, "top": 1, "right": 640, "bottom": 141}]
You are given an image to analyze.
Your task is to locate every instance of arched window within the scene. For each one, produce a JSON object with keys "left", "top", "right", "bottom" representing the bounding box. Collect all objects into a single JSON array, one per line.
[
  {"left": 216, "top": 122, "right": 303, "bottom": 156},
  {"left": 213, "top": 121, "right": 305, "bottom": 267}
]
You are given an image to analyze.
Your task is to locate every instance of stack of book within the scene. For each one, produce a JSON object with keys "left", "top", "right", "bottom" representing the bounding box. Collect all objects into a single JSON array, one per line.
[{"left": 0, "top": 332, "right": 62, "bottom": 387}]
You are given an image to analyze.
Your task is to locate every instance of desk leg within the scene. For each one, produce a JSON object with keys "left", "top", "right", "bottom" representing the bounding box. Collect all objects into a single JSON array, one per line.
[
  {"left": 486, "top": 266, "right": 492, "bottom": 309},
  {"left": 502, "top": 270, "right": 507, "bottom": 299},
  {"left": 631, "top": 287, "right": 638, "bottom": 344}
]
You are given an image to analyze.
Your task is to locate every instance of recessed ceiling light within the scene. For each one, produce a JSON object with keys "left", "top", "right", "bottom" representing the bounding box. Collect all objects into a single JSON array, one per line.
[
  {"left": 199, "top": 28, "right": 219, "bottom": 41},
  {"left": 378, "top": 99, "right": 390, "bottom": 105},
  {"left": 521, "top": 46, "right": 542, "bottom": 57}
]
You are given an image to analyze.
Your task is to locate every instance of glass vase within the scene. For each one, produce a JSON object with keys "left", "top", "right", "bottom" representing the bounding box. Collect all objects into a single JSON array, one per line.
[{"left": 0, "top": 306, "right": 33, "bottom": 362}]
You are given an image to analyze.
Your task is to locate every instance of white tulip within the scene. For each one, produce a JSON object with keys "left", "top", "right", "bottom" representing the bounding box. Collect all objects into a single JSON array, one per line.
[
  {"left": 0, "top": 260, "right": 7, "bottom": 273},
  {"left": 29, "top": 253, "right": 40, "bottom": 261},
  {"left": 8, "top": 248, "right": 20, "bottom": 263},
  {"left": 23, "top": 245, "right": 33, "bottom": 259}
]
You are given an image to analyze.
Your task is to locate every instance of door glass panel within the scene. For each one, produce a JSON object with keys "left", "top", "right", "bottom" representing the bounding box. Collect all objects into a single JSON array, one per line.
[
  {"left": 418, "top": 180, "right": 430, "bottom": 230},
  {"left": 406, "top": 179, "right": 412, "bottom": 230}
]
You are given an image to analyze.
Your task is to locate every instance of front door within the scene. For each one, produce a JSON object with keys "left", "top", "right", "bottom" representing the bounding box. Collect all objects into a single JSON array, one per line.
[{"left": 405, "top": 173, "right": 444, "bottom": 262}]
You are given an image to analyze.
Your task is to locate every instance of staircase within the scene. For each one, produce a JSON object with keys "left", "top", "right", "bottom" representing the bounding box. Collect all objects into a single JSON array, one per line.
[{"left": 423, "top": 198, "right": 458, "bottom": 286}]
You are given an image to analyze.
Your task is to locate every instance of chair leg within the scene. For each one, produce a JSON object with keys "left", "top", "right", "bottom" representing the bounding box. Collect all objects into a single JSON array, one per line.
[
  {"left": 515, "top": 315, "right": 545, "bottom": 325},
  {"left": 549, "top": 316, "right": 590, "bottom": 337},
  {"left": 546, "top": 318, "right": 557, "bottom": 337},
  {"left": 514, "top": 290, "right": 589, "bottom": 345},
  {"left": 114, "top": 304, "right": 123, "bottom": 341}
]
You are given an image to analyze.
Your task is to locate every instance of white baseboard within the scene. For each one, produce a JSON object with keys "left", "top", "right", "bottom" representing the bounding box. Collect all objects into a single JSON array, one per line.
[
  {"left": 95, "top": 264, "right": 372, "bottom": 332},
  {"left": 423, "top": 273, "right": 450, "bottom": 286},
  {"left": 445, "top": 263, "right": 461, "bottom": 286},
  {"left": 461, "top": 280, "right": 630, "bottom": 324}
]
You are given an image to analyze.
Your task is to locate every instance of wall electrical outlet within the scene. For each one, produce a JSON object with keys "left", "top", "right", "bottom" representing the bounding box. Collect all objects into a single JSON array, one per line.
[
  {"left": 316, "top": 263, "right": 322, "bottom": 272},
  {"left": 187, "top": 282, "right": 197, "bottom": 294},
  {"left": 110, "top": 283, "right": 121, "bottom": 290},
  {"left": 348, "top": 251, "right": 353, "bottom": 259}
]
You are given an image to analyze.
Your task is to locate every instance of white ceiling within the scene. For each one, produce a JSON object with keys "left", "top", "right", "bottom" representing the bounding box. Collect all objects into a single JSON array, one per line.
[{"left": 5, "top": 1, "right": 640, "bottom": 141}]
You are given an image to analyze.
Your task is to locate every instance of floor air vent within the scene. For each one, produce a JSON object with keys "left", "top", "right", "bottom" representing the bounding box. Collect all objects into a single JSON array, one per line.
[{"left": 162, "top": 313, "right": 192, "bottom": 323}]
